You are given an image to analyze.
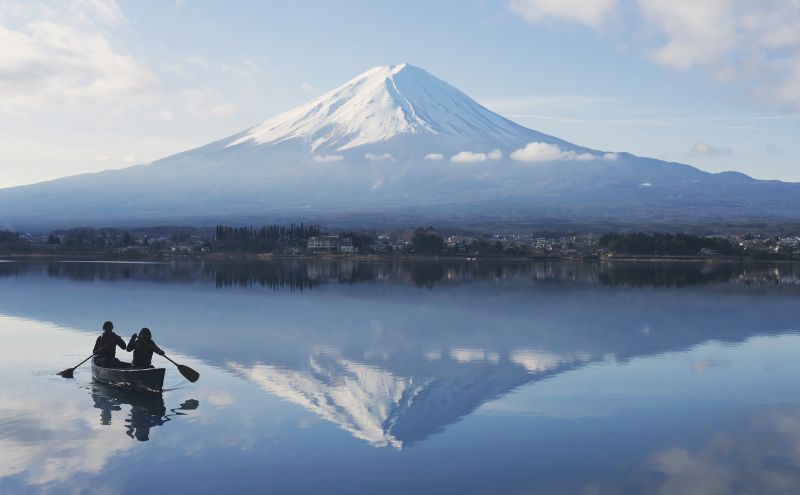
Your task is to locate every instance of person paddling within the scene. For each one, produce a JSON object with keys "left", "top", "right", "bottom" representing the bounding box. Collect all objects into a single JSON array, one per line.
[
  {"left": 93, "top": 321, "right": 127, "bottom": 368},
  {"left": 127, "top": 328, "right": 165, "bottom": 368},
  {"left": 59, "top": 324, "right": 198, "bottom": 382}
]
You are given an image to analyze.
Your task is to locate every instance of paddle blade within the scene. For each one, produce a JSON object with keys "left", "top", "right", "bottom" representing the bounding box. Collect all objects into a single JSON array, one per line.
[
  {"left": 180, "top": 399, "right": 200, "bottom": 410},
  {"left": 177, "top": 364, "right": 200, "bottom": 383},
  {"left": 58, "top": 368, "right": 75, "bottom": 378}
]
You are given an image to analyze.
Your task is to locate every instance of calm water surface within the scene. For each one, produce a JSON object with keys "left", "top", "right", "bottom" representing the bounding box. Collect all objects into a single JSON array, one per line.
[{"left": 1, "top": 259, "right": 799, "bottom": 494}]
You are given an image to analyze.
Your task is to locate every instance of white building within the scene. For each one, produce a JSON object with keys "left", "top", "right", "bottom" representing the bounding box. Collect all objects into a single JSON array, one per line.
[{"left": 307, "top": 235, "right": 357, "bottom": 254}]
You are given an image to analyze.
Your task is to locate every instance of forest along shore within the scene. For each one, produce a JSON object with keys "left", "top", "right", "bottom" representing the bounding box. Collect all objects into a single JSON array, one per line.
[{"left": 0, "top": 227, "right": 798, "bottom": 262}]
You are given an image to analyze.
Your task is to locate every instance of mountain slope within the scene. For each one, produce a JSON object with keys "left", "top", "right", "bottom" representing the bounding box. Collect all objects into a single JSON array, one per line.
[
  {"left": 230, "top": 64, "right": 550, "bottom": 150},
  {"left": 0, "top": 63, "right": 798, "bottom": 229}
]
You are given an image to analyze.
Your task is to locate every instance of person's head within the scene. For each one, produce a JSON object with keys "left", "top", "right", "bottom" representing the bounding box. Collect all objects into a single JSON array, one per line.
[
  {"left": 139, "top": 327, "right": 151, "bottom": 340},
  {"left": 102, "top": 321, "right": 113, "bottom": 332}
]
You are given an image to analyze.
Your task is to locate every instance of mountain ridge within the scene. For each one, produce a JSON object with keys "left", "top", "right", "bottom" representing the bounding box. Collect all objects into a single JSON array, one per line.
[{"left": 0, "top": 63, "right": 798, "bottom": 229}]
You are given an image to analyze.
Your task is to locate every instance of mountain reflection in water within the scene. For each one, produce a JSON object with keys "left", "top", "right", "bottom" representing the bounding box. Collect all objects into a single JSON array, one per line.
[
  {"left": 1, "top": 259, "right": 800, "bottom": 494},
  {"left": 228, "top": 347, "right": 595, "bottom": 449},
  {"left": 0, "top": 259, "right": 798, "bottom": 450}
]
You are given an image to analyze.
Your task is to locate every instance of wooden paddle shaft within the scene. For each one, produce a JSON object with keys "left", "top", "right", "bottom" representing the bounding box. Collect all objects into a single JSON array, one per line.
[
  {"left": 72, "top": 354, "right": 94, "bottom": 369},
  {"left": 162, "top": 354, "right": 179, "bottom": 366},
  {"left": 61, "top": 338, "right": 119, "bottom": 374}
]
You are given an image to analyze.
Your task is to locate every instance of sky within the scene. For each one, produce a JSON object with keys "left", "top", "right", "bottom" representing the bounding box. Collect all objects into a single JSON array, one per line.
[{"left": 0, "top": 0, "right": 798, "bottom": 188}]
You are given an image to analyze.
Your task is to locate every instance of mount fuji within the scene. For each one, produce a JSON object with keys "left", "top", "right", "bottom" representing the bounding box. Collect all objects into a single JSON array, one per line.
[{"left": 1, "top": 63, "right": 798, "bottom": 229}]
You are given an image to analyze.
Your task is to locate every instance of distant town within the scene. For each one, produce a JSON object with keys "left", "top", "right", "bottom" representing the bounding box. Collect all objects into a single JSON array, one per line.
[{"left": 1, "top": 224, "right": 799, "bottom": 261}]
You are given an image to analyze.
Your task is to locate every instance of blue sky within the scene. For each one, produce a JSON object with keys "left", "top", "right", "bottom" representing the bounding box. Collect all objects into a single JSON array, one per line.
[{"left": 1, "top": 0, "right": 798, "bottom": 187}]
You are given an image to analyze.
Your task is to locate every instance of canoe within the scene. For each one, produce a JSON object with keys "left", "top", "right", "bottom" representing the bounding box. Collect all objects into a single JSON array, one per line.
[{"left": 91, "top": 357, "right": 166, "bottom": 393}]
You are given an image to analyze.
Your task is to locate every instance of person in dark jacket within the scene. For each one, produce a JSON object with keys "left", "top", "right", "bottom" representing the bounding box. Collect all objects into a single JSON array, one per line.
[
  {"left": 126, "top": 328, "right": 165, "bottom": 368},
  {"left": 93, "top": 321, "right": 127, "bottom": 368}
]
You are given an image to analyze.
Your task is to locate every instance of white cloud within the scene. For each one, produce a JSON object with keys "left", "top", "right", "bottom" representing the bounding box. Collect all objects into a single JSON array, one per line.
[
  {"left": 451, "top": 151, "right": 487, "bottom": 163},
  {"left": 691, "top": 141, "right": 732, "bottom": 156},
  {"left": 603, "top": 152, "right": 619, "bottom": 161},
  {"left": 509, "top": 0, "right": 800, "bottom": 111},
  {"left": 364, "top": 152, "right": 393, "bottom": 162},
  {"left": 66, "top": 0, "right": 127, "bottom": 27},
  {"left": 425, "top": 153, "right": 444, "bottom": 161},
  {"left": 511, "top": 142, "right": 598, "bottom": 162},
  {"left": 0, "top": 2, "right": 157, "bottom": 110},
  {"left": 637, "top": 0, "right": 737, "bottom": 70},
  {"left": 510, "top": 349, "right": 592, "bottom": 372},
  {"left": 450, "top": 347, "right": 486, "bottom": 363},
  {"left": 510, "top": 0, "right": 618, "bottom": 29},
  {"left": 511, "top": 142, "right": 564, "bottom": 161},
  {"left": 451, "top": 149, "right": 503, "bottom": 163},
  {"left": 602, "top": 405, "right": 800, "bottom": 495},
  {"left": 0, "top": 393, "right": 136, "bottom": 485},
  {"left": 206, "top": 391, "right": 235, "bottom": 407},
  {"left": 648, "top": 2, "right": 800, "bottom": 109},
  {"left": 313, "top": 154, "right": 344, "bottom": 162}
]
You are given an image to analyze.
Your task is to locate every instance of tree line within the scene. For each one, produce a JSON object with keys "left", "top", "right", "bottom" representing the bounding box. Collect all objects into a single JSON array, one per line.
[
  {"left": 599, "top": 232, "right": 739, "bottom": 256},
  {"left": 214, "top": 223, "right": 323, "bottom": 252}
]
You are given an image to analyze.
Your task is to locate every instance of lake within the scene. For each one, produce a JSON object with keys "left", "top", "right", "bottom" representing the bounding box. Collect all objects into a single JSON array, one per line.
[{"left": 1, "top": 259, "right": 799, "bottom": 494}]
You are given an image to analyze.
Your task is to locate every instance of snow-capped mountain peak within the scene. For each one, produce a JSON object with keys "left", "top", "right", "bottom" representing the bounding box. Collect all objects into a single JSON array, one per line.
[
  {"left": 225, "top": 63, "right": 544, "bottom": 153},
  {"left": 2, "top": 63, "right": 795, "bottom": 229}
]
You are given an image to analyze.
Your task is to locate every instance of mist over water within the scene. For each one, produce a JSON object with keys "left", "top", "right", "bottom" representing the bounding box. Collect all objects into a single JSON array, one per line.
[{"left": 1, "top": 259, "right": 799, "bottom": 494}]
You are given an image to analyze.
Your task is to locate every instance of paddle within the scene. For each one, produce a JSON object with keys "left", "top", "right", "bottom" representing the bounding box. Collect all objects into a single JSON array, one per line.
[
  {"left": 57, "top": 354, "right": 94, "bottom": 378},
  {"left": 136, "top": 337, "right": 200, "bottom": 383},
  {"left": 58, "top": 338, "right": 119, "bottom": 378},
  {"left": 59, "top": 334, "right": 200, "bottom": 383},
  {"left": 160, "top": 353, "right": 200, "bottom": 383}
]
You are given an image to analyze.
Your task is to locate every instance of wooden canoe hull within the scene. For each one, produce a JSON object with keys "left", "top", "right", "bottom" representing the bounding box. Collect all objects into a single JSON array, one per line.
[{"left": 91, "top": 358, "right": 166, "bottom": 393}]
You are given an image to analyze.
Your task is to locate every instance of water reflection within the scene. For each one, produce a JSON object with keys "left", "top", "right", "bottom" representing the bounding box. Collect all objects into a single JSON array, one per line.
[
  {"left": 228, "top": 347, "right": 556, "bottom": 449},
  {"left": 585, "top": 404, "right": 800, "bottom": 495},
  {"left": 1, "top": 259, "right": 800, "bottom": 494},
  {"left": 598, "top": 261, "right": 740, "bottom": 287},
  {"left": 90, "top": 384, "right": 199, "bottom": 441},
  {"left": 228, "top": 345, "right": 647, "bottom": 449},
  {"left": 1, "top": 258, "right": 797, "bottom": 290},
  {"left": 1, "top": 260, "right": 798, "bottom": 451}
]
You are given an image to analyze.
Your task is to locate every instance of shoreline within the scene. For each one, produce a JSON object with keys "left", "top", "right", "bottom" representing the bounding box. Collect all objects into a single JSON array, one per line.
[{"left": 0, "top": 252, "right": 796, "bottom": 264}]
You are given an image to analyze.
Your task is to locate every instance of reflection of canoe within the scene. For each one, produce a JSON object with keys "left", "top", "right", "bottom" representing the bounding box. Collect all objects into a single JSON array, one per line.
[
  {"left": 91, "top": 357, "right": 165, "bottom": 393},
  {"left": 90, "top": 382, "right": 199, "bottom": 441},
  {"left": 91, "top": 383, "right": 166, "bottom": 441}
]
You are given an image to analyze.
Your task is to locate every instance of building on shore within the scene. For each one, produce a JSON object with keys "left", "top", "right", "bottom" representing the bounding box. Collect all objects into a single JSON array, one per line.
[{"left": 306, "top": 235, "right": 356, "bottom": 254}]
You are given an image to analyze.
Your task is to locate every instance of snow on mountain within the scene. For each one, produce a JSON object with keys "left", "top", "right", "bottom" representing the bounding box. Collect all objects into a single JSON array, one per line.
[
  {"left": 228, "top": 352, "right": 422, "bottom": 449},
  {"left": 224, "top": 63, "right": 563, "bottom": 155},
  {"left": 227, "top": 346, "right": 585, "bottom": 449},
  {"left": 0, "top": 63, "right": 797, "bottom": 228}
]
